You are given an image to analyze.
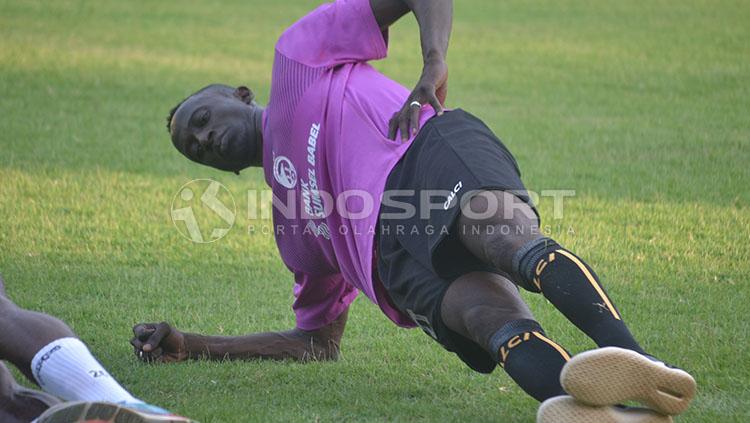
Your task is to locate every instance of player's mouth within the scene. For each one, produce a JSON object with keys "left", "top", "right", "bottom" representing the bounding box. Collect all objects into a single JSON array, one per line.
[{"left": 216, "top": 124, "right": 250, "bottom": 160}]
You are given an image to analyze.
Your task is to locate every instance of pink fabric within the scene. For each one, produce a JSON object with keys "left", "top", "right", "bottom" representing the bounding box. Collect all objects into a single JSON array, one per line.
[{"left": 263, "top": 0, "right": 435, "bottom": 330}]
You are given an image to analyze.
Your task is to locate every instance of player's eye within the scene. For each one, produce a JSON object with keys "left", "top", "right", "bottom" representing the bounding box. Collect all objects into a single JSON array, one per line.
[{"left": 192, "top": 108, "right": 210, "bottom": 127}]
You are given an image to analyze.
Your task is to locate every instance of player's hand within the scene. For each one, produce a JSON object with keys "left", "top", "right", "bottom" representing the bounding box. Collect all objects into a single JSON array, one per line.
[
  {"left": 130, "top": 322, "right": 189, "bottom": 363},
  {"left": 388, "top": 58, "right": 448, "bottom": 141}
]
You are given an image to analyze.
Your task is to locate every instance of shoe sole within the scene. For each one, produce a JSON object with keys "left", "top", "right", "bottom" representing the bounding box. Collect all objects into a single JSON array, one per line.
[
  {"left": 561, "top": 347, "right": 696, "bottom": 415},
  {"left": 537, "top": 396, "right": 672, "bottom": 423},
  {"left": 12, "top": 384, "right": 62, "bottom": 408},
  {"left": 36, "top": 401, "right": 193, "bottom": 423}
]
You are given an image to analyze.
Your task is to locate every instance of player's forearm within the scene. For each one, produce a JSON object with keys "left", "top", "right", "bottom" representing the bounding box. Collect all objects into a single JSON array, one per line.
[
  {"left": 403, "top": 0, "right": 453, "bottom": 63},
  {"left": 182, "top": 329, "right": 334, "bottom": 361},
  {"left": 182, "top": 310, "right": 348, "bottom": 362}
]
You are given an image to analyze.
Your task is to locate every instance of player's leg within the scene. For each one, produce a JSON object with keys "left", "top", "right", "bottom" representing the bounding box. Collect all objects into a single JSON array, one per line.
[
  {"left": 377, "top": 200, "right": 569, "bottom": 403},
  {"left": 440, "top": 271, "right": 570, "bottom": 401},
  {"left": 440, "top": 271, "right": 682, "bottom": 422},
  {"left": 457, "top": 190, "right": 646, "bottom": 353},
  {"left": 457, "top": 191, "right": 696, "bottom": 415}
]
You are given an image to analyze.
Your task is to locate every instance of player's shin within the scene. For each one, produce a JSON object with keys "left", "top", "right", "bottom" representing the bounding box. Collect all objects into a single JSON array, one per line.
[
  {"left": 490, "top": 319, "right": 569, "bottom": 402},
  {"left": 512, "top": 237, "right": 646, "bottom": 354}
]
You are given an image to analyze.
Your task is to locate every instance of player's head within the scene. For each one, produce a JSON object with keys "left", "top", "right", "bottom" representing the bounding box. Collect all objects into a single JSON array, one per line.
[{"left": 167, "top": 84, "right": 263, "bottom": 173}]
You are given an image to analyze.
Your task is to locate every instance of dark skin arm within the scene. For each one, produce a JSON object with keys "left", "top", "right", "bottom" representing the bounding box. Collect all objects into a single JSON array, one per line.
[
  {"left": 130, "top": 309, "right": 348, "bottom": 363},
  {"left": 371, "top": 0, "right": 453, "bottom": 140}
]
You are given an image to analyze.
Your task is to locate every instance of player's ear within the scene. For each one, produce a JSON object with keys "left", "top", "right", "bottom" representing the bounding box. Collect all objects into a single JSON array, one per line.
[{"left": 235, "top": 86, "right": 255, "bottom": 104}]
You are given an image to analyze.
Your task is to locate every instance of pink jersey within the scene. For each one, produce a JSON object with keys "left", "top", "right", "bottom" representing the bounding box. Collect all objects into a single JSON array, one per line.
[{"left": 262, "top": 0, "right": 435, "bottom": 330}]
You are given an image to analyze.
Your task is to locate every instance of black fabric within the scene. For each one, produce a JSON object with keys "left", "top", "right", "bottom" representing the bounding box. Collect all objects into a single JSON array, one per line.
[
  {"left": 512, "top": 237, "right": 561, "bottom": 292},
  {"left": 380, "top": 109, "right": 537, "bottom": 280},
  {"left": 514, "top": 238, "right": 646, "bottom": 354},
  {"left": 493, "top": 322, "right": 569, "bottom": 402},
  {"left": 376, "top": 230, "right": 497, "bottom": 373},
  {"left": 487, "top": 318, "right": 543, "bottom": 362},
  {"left": 376, "top": 109, "right": 537, "bottom": 373}
]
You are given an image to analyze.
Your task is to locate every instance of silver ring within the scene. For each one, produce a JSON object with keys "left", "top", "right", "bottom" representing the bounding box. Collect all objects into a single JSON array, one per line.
[
  {"left": 139, "top": 350, "right": 144, "bottom": 358},
  {"left": 409, "top": 101, "right": 421, "bottom": 108}
]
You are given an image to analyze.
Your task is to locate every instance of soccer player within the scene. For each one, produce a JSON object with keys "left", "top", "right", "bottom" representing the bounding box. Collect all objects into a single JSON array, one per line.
[
  {"left": 0, "top": 275, "right": 192, "bottom": 423},
  {"left": 148, "top": 0, "right": 696, "bottom": 421}
]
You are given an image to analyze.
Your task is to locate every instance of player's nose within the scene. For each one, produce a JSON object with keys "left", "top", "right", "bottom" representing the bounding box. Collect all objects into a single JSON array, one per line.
[{"left": 197, "top": 131, "right": 215, "bottom": 150}]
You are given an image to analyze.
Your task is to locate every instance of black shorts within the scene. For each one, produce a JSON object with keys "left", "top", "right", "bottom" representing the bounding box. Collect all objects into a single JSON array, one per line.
[{"left": 376, "top": 109, "right": 537, "bottom": 373}]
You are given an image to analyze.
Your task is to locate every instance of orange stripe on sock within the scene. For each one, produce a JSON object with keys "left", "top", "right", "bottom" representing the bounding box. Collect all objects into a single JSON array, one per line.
[
  {"left": 555, "top": 249, "right": 621, "bottom": 320},
  {"left": 532, "top": 332, "right": 571, "bottom": 361}
]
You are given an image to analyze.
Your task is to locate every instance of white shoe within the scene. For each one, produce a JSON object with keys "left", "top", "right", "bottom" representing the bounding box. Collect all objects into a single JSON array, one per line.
[
  {"left": 560, "top": 347, "right": 696, "bottom": 416},
  {"left": 538, "top": 395, "right": 672, "bottom": 423},
  {"left": 34, "top": 401, "right": 196, "bottom": 423}
]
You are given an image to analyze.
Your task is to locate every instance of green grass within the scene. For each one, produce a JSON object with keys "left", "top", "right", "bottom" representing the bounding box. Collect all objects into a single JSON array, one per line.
[{"left": 1, "top": 0, "right": 748, "bottom": 421}]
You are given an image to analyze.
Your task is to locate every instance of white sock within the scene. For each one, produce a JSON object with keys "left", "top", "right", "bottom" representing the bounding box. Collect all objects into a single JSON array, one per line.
[{"left": 30, "top": 337, "right": 142, "bottom": 404}]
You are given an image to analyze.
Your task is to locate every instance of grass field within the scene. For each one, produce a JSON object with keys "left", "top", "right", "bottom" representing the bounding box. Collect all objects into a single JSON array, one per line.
[{"left": 1, "top": 0, "right": 749, "bottom": 421}]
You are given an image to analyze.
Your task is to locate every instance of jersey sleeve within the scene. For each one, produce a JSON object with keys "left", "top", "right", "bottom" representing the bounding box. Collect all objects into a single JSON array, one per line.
[
  {"left": 292, "top": 271, "right": 358, "bottom": 331},
  {"left": 275, "top": 0, "right": 388, "bottom": 68}
]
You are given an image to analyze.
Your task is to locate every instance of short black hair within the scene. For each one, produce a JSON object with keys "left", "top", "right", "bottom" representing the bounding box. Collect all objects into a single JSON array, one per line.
[{"left": 166, "top": 101, "right": 185, "bottom": 134}]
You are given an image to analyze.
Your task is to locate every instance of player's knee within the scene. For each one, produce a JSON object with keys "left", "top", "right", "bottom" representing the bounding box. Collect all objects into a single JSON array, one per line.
[
  {"left": 458, "top": 191, "right": 540, "bottom": 271},
  {"left": 0, "top": 296, "right": 18, "bottom": 320}
]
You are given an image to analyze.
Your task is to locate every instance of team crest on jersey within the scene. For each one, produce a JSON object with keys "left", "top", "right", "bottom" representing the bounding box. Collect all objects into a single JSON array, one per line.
[{"left": 273, "top": 155, "right": 297, "bottom": 189}]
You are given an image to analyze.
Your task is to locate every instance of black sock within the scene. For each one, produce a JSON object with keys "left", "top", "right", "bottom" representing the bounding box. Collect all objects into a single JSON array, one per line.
[
  {"left": 489, "top": 319, "right": 568, "bottom": 402},
  {"left": 512, "top": 237, "right": 646, "bottom": 354}
]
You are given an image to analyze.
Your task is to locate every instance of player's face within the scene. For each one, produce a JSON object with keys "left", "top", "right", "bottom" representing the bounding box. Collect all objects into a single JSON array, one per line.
[{"left": 169, "top": 85, "right": 261, "bottom": 173}]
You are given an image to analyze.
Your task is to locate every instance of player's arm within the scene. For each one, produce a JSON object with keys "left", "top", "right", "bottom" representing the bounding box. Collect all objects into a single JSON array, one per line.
[
  {"left": 130, "top": 309, "right": 348, "bottom": 363},
  {"left": 371, "top": 0, "right": 452, "bottom": 140}
]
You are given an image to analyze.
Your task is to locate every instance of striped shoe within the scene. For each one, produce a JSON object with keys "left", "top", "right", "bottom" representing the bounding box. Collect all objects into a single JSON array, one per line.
[{"left": 34, "top": 401, "right": 195, "bottom": 423}]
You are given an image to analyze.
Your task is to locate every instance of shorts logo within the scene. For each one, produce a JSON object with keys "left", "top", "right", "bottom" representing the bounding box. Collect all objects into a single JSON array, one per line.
[
  {"left": 273, "top": 156, "right": 297, "bottom": 189},
  {"left": 443, "top": 181, "right": 463, "bottom": 210}
]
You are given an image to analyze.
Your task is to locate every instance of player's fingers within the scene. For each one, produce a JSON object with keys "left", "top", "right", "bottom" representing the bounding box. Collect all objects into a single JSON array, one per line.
[
  {"left": 132, "top": 341, "right": 150, "bottom": 362},
  {"left": 409, "top": 102, "right": 421, "bottom": 136},
  {"left": 140, "top": 347, "right": 163, "bottom": 363},
  {"left": 130, "top": 336, "right": 144, "bottom": 350},
  {"left": 436, "top": 80, "right": 448, "bottom": 106},
  {"left": 399, "top": 110, "right": 410, "bottom": 142},
  {"left": 428, "top": 94, "right": 444, "bottom": 116},
  {"left": 388, "top": 114, "right": 399, "bottom": 140},
  {"left": 140, "top": 350, "right": 154, "bottom": 363},
  {"left": 143, "top": 322, "right": 171, "bottom": 352},
  {"left": 133, "top": 323, "right": 156, "bottom": 341},
  {"left": 147, "top": 347, "right": 164, "bottom": 363}
]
